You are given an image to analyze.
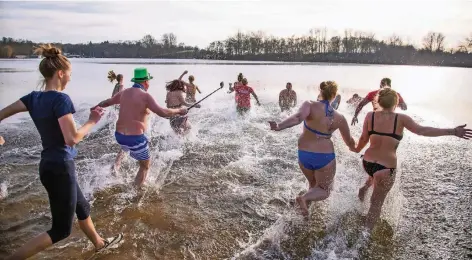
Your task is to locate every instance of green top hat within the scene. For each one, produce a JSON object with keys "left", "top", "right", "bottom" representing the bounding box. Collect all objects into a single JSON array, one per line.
[{"left": 131, "top": 67, "right": 154, "bottom": 83}]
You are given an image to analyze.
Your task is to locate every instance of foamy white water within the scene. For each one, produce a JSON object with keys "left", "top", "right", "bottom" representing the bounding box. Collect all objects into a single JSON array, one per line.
[{"left": 0, "top": 59, "right": 471, "bottom": 260}]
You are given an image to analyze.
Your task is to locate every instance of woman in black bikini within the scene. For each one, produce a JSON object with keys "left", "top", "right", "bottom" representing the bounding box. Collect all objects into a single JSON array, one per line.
[{"left": 352, "top": 88, "right": 471, "bottom": 231}]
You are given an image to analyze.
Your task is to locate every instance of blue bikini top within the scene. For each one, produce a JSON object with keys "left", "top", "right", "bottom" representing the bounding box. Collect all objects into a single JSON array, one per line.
[{"left": 304, "top": 100, "right": 334, "bottom": 137}]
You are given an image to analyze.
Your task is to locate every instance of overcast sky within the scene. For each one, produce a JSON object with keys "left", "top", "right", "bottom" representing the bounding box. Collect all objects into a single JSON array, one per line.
[{"left": 0, "top": 0, "right": 470, "bottom": 49}]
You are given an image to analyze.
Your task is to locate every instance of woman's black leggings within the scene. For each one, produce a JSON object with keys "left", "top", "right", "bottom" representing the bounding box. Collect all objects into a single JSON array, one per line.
[{"left": 39, "top": 160, "right": 90, "bottom": 244}]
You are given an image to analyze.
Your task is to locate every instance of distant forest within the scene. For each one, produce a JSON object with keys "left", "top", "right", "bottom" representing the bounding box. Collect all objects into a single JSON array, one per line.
[{"left": 1, "top": 29, "right": 472, "bottom": 67}]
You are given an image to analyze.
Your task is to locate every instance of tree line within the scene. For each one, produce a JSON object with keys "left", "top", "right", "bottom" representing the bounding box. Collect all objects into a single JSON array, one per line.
[{"left": 1, "top": 29, "right": 472, "bottom": 67}]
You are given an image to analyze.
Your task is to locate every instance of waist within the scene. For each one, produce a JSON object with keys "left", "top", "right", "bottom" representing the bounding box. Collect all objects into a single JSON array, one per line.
[
  {"left": 298, "top": 134, "right": 334, "bottom": 153},
  {"left": 363, "top": 148, "right": 397, "bottom": 166},
  {"left": 41, "top": 146, "right": 77, "bottom": 161},
  {"left": 116, "top": 120, "right": 146, "bottom": 135}
]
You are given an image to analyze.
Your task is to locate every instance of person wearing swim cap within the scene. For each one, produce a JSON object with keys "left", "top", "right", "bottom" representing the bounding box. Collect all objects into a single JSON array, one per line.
[
  {"left": 92, "top": 67, "right": 187, "bottom": 187},
  {"left": 0, "top": 44, "right": 122, "bottom": 260},
  {"left": 269, "top": 81, "right": 356, "bottom": 216},
  {"left": 279, "top": 82, "right": 297, "bottom": 112},
  {"left": 351, "top": 77, "right": 407, "bottom": 125},
  {"left": 351, "top": 88, "right": 471, "bottom": 232},
  {"left": 228, "top": 77, "right": 261, "bottom": 114}
]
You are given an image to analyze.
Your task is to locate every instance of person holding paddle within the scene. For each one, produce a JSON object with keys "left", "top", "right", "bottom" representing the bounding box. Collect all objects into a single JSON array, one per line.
[
  {"left": 92, "top": 67, "right": 187, "bottom": 187},
  {"left": 0, "top": 44, "right": 122, "bottom": 260}
]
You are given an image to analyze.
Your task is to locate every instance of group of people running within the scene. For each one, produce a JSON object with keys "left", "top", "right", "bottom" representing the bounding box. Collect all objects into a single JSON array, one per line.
[{"left": 0, "top": 44, "right": 471, "bottom": 259}]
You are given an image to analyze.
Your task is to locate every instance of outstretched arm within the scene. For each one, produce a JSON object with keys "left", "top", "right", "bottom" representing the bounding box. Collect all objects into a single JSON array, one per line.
[
  {"left": 402, "top": 114, "right": 471, "bottom": 138},
  {"left": 196, "top": 86, "right": 202, "bottom": 94},
  {"left": 0, "top": 100, "right": 28, "bottom": 122},
  {"left": 352, "top": 98, "right": 371, "bottom": 125},
  {"left": 269, "top": 101, "right": 311, "bottom": 131},
  {"left": 93, "top": 92, "right": 122, "bottom": 109},
  {"left": 354, "top": 112, "right": 371, "bottom": 152},
  {"left": 147, "top": 93, "right": 186, "bottom": 117},
  {"left": 251, "top": 89, "right": 261, "bottom": 105},
  {"left": 178, "top": 92, "right": 198, "bottom": 107},
  {"left": 0, "top": 100, "right": 28, "bottom": 145}
]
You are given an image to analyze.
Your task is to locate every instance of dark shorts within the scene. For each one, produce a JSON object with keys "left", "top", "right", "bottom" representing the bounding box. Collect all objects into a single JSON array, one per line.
[
  {"left": 39, "top": 160, "right": 90, "bottom": 244},
  {"left": 170, "top": 115, "right": 188, "bottom": 131},
  {"left": 237, "top": 106, "right": 250, "bottom": 114}
]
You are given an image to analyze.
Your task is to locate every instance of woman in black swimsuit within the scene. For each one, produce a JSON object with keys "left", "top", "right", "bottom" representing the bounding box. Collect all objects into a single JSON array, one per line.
[{"left": 352, "top": 88, "right": 471, "bottom": 231}]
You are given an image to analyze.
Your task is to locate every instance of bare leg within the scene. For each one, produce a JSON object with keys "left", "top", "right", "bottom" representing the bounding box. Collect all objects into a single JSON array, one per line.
[
  {"left": 301, "top": 160, "right": 336, "bottom": 203},
  {"left": 134, "top": 159, "right": 150, "bottom": 187},
  {"left": 296, "top": 160, "right": 336, "bottom": 216},
  {"left": 365, "top": 170, "right": 395, "bottom": 230},
  {"left": 111, "top": 150, "right": 125, "bottom": 175},
  {"left": 78, "top": 216, "right": 105, "bottom": 249},
  {"left": 358, "top": 176, "right": 373, "bottom": 201},
  {"left": 6, "top": 233, "right": 52, "bottom": 260}
]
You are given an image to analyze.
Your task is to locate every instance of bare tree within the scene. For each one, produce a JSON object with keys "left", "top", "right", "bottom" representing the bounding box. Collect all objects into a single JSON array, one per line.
[
  {"left": 388, "top": 34, "right": 403, "bottom": 47},
  {"left": 423, "top": 32, "right": 436, "bottom": 51},
  {"left": 435, "top": 33, "right": 445, "bottom": 52}
]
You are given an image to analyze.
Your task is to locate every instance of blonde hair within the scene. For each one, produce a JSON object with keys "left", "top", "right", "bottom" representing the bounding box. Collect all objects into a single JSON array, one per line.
[
  {"left": 34, "top": 44, "right": 71, "bottom": 90},
  {"left": 242, "top": 78, "right": 248, "bottom": 85},
  {"left": 319, "top": 81, "right": 338, "bottom": 100},
  {"left": 378, "top": 88, "right": 399, "bottom": 109},
  {"left": 108, "top": 70, "right": 123, "bottom": 83}
]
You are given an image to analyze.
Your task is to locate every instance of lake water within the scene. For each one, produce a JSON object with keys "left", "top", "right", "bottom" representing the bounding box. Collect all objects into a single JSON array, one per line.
[{"left": 0, "top": 59, "right": 471, "bottom": 259}]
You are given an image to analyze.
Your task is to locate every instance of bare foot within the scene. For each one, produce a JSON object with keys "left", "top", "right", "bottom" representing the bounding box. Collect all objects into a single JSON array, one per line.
[
  {"left": 358, "top": 186, "right": 368, "bottom": 202},
  {"left": 296, "top": 196, "right": 309, "bottom": 217}
]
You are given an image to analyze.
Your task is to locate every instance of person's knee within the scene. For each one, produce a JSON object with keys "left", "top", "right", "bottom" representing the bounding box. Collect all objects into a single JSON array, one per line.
[{"left": 139, "top": 160, "right": 150, "bottom": 171}]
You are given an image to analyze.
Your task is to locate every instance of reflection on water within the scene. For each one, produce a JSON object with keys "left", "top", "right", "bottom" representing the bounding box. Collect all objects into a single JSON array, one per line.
[{"left": 0, "top": 59, "right": 471, "bottom": 259}]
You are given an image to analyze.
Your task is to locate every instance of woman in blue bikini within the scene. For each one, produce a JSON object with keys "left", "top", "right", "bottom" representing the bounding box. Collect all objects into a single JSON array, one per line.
[{"left": 269, "top": 81, "right": 356, "bottom": 216}]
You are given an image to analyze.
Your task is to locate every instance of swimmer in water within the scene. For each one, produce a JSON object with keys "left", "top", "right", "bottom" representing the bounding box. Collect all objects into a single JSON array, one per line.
[
  {"left": 185, "top": 75, "right": 202, "bottom": 103},
  {"left": 0, "top": 44, "right": 122, "bottom": 260},
  {"left": 346, "top": 93, "right": 363, "bottom": 107},
  {"left": 279, "top": 82, "right": 297, "bottom": 112},
  {"left": 92, "top": 67, "right": 187, "bottom": 187},
  {"left": 351, "top": 88, "right": 471, "bottom": 232},
  {"left": 269, "top": 81, "right": 356, "bottom": 216},
  {"left": 351, "top": 77, "right": 407, "bottom": 126},
  {"left": 228, "top": 78, "right": 261, "bottom": 114}
]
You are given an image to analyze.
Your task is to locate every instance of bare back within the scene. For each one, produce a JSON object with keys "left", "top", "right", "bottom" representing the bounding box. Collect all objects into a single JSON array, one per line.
[
  {"left": 116, "top": 88, "right": 151, "bottom": 135},
  {"left": 299, "top": 101, "right": 351, "bottom": 153},
  {"left": 166, "top": 91, "right": 186, "bottom": 109},
  {"left": 362, "top": 111, "right": 404, "bottom": 167},
  {"left": 280, "top": 89, "right": 296, "bottom": 107}
]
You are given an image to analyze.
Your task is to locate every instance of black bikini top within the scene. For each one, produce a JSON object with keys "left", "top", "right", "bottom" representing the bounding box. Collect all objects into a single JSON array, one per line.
[{"left": 368, "top": 112, "right": 403, "bottom": 141}]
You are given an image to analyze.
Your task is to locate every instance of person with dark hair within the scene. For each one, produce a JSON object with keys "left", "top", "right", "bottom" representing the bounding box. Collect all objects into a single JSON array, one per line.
[
  {"left": 269, "top": 81, "right": 356, "bottom": 216},
  {"left": 92, "top": 67, "right": 187, "bottom": 187},
  {"left": 165, "top": 74, "right": 200, "bottom": 134},
  {"left": 352, "top": 88, "right": 471, "bottom": 232},
  {"left": 351, "top": 77, "right": 407, "bottom": 125},
  {"left": 279, "top": 82, "right": 297, "bottom": 112},
  {"left": 0, "top": 44, "right": 122, "bottom": 260},
  {"left": 228, "top": 78, "right": 261, "bottom": 114},
  {"left": 347, "top": 93, "right": 363, "bottom": 107}
]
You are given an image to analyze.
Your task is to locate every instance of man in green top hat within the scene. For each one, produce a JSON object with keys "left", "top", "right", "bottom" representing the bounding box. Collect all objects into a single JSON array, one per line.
[{"left": 92, "top": 67, "right": 187, "bottom": 187}]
